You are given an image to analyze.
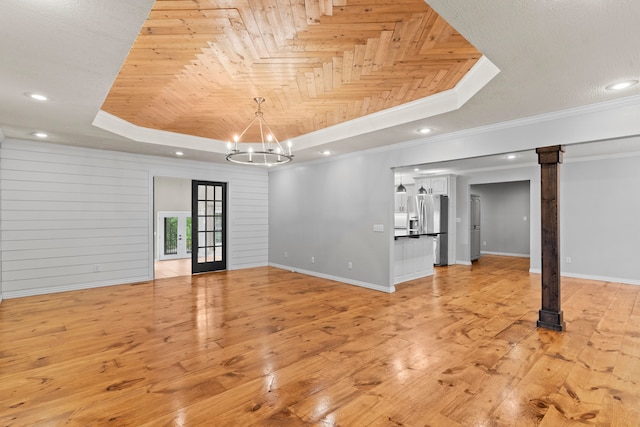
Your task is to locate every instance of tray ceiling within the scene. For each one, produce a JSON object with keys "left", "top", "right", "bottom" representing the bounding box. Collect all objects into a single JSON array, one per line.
[{"left": 101, "top": 0, "right": 482, "bottom": 144}]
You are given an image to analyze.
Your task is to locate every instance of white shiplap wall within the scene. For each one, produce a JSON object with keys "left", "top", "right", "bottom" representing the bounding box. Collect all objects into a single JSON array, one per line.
[{"left": 0, "top": 139, "right": 269, "bottom": 298}]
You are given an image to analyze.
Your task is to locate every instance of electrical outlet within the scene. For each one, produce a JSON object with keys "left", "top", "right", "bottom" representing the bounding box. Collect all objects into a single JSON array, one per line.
[
  {"left": 523, "top": 216, "right": 528, "bottom": 221},
  {"left": 348, "top": 261, "right": 353, "bottom": 269},
  {"left": 566, "top": 257, "right": 572, "bottom": 264},
  {"left": 93, "top": 264, "right": 100, "bottom": 272},
  {"left": 284, "top": 251, "right": 288, "bottom": 258},
  {"left": 482, "top": 241, "right": 487, "bottom": 246},
  {"left": 311, "top": 256, "right": 315, "bottom": 264}
]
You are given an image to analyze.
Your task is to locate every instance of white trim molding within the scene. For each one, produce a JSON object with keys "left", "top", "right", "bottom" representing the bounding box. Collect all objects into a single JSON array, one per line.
[
  {"left": 270, "top": 263, "right": 395, "bottom": 293},
  {"left": 2, "top": 276, "right": 151, "bottom": 299},
  {"left": 92, "top": 56, "right": 500, "bottom": 155}
]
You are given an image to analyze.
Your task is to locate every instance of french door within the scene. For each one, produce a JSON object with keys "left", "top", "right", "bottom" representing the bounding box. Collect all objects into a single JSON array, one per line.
[
  {"left": 192, "top": 180, "right": 227, "bottom": 273},
  {"left": 157, "top": 212, "right": 192, "bottom": 260}
]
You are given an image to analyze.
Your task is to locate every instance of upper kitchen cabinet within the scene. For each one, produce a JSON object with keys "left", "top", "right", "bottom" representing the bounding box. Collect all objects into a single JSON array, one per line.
[
  {"left": 415, "top": 176, "right": 449, "bottom": 195},
  {"left": 394, "top": 184, "right": 414, "bottom": 212}
]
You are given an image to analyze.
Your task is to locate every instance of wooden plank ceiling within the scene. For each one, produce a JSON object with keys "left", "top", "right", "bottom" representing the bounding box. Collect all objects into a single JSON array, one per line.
[{"left": 101, "top": 0, "right": 482, "bottom": 144}]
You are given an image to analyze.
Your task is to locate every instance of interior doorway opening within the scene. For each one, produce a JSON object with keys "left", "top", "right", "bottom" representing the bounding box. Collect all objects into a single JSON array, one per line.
[
  {"left": 470, "top": 181, "right": 531, "bottom": 260},
  {"left": 154, "top": 177, "right": 192, "bottom": 279}
]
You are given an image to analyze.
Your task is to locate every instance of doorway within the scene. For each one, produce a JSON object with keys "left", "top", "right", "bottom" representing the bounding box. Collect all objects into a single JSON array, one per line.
[
  {"left": 154, "top": 177, "right": 193, "bottom": 279},
  {"left": 470, "top": 181, "right": 531, "bottom": 259}
]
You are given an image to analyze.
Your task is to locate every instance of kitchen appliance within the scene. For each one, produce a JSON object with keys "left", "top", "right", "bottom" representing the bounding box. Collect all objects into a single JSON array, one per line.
[
  {"left": 416, "top": 194, "right": 448, "bottom": 265},
  {"left": 394, "top": 212, "right": 408, "bottom": 229},
  {"left": 405, "top": 195, "right": 419, "bottom": 234},
  {"left": 470, "top": 194, "right": 481, "bottom": 261}
]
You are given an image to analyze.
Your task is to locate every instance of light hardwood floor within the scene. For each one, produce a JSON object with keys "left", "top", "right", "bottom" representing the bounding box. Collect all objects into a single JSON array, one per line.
[
  {"left": 154, "top": 258, "right": 192, "bottom": 279},
  {"left": 1, "top": 256, "right": 638, "bottom": 426}
]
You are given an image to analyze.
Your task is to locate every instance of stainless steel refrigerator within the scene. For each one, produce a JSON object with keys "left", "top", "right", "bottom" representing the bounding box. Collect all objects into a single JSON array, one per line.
[
  {"left": 416, "top": 194, "right": 448, "bottom": 266},
  {"left": 470, "top": 194, "right": 481, "bottom": 261}
]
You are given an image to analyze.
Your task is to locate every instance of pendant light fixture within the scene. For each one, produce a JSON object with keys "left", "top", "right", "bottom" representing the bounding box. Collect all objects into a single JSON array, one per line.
[
  {"left": 226, "top": 97, "right": 293, "bottom": 166},
  {"left": 396, "top": 173, "right": 407, "bottom": 193},
  {"left": 418, "top": 185, "right": 428, "bottom": 195}
]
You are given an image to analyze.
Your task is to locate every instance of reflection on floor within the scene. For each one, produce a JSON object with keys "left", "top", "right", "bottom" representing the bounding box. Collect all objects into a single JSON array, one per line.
[{"left": 154, "top": 258, "right": 191, "bottom": 279}]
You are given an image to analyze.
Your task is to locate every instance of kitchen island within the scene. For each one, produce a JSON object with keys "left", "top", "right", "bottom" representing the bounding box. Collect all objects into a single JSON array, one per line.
[{"left": 394, "top": 231, "right": 434, "bottom": 285}]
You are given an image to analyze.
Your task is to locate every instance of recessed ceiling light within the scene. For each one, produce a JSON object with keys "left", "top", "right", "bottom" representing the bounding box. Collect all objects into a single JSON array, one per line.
[
  {"left": 175, "top": 151, "right": 184, "bottom": 156},
  {"left": 506, "top": 154, "right": 517, "bottom": 159},
  {"left": 605, "top": 80, "right": 639, "bottom": 91},
  {"left": 26, "top": 92, "right": 48, "bottom": 101},
  {"left": 32, "top": 132, "right": 48, "bottom": 138},
  {"left": 418, "top": 128, "right": 432, "bottom": 134},
  {"left": 321, "top": 150, "right": 331, "bottom": 156},
  {"left": 414, "top": 168, "right": 420, "bottom": 172}
]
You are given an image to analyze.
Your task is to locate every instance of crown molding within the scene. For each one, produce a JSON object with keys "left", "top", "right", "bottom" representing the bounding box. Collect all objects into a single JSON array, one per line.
[{"left": 374, "top": 93, "right": 640, "bottom": 157}]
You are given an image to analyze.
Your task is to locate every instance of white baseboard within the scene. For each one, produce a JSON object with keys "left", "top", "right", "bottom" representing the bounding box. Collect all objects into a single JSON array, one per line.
[
  {"left": 456, "top": 260, "right": 472, "bottom": 266},
  {"left": 481, "top": 251, "right": 530, "bottom": 258},
  {"left": 2, "top": 276, "right": 151, "bottom": 299},
  {"left": 394, "top": 268, "right": 434, "bottom": 286},
  {"left": 528, "top": 268, "right": 640, "bottom": 286},
  {"left": 561, "top": 272, "right": 640, "bottom": 286},
  {"left": 227, "top": 261, "right": 269, "bottom": 271},
  {"left": 269, "top": 263, "right": 395, "bottom": 293}
]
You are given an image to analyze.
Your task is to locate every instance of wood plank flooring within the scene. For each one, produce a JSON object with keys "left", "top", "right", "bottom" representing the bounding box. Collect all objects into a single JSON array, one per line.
[
  {"left": 154, "top": 258, "right": 191, "bottom": 279},
  {"left": 1, "top": 255, "right": 639, "bottom": 426}
]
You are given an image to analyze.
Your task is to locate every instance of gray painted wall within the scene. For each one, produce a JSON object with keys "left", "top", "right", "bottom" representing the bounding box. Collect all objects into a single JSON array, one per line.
[
  {"left": 270, "top": 97, "right": 640, "bottom": 289},
  {"left": 2, "top": 98, "right": 640, "bottom": 299},
  {"left": 154, "top": 176, "right": 191, "bottom": 213},
  {"left": 471, "top": 181, "right": 531, "bottom": 257},
  {"left": 0, "top": 139, "right": 270, "bottom": 298},
  {"left": 562, "top": 154, "right": 640, "bottom": 281},
  {"left": 269, "top": 153, "right": 393, "bottom": 291}
]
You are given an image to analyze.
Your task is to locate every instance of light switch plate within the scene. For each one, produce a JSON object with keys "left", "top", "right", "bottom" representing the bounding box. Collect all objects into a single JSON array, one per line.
[{"left": 373, "top": 224, "right": 384, "bottom": 232}]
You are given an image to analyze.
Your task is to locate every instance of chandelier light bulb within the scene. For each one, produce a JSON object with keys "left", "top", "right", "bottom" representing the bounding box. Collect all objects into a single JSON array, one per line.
[{"left": 225, "top": 97, "right": 294, "bottom": 166}]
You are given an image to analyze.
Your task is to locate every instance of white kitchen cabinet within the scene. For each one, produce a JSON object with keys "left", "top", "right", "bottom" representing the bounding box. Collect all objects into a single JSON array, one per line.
[
  {"left": 395, "top": 192, "right": 406, "bottom": 212},
  {"left": 394, "top": 235, "right": 434, "bottom": 284},
  {"left": 394, "top": 184, "right": 414, "bottom": 212},
  {"left": 415, "top": 176, "right": 449, "bottom": 195}
]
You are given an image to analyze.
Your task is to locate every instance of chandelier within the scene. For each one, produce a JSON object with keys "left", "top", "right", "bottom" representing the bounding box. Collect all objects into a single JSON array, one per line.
[{"left": 225, "top": 97, "right": 293, "bottom": 166}]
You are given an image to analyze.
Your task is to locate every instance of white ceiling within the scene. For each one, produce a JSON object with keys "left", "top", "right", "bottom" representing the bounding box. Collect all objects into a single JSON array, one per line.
[{"left": 1, "top": 0, "right": 639, "bottom": 165}]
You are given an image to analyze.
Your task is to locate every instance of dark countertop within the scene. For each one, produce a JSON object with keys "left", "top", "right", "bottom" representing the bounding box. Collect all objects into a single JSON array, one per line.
[{"left": 394, "top": 230, "right": 443, "bottom": 240}]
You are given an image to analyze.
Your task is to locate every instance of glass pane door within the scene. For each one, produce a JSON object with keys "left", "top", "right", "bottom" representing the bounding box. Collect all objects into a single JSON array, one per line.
[
  {"left": 164, "top": 217, "right": 178, "bottom": 255},
  {"left": 157, "top": 211, "right": 191, "bottom": 260},
  {"left": 192, "top": 180, "right": 227, "bottom": 273}
]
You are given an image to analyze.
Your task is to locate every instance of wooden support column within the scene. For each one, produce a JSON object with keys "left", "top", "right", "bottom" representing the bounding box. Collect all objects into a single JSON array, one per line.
[{"left": 536, "top": 145, "right": 566, "bottom": 331}]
